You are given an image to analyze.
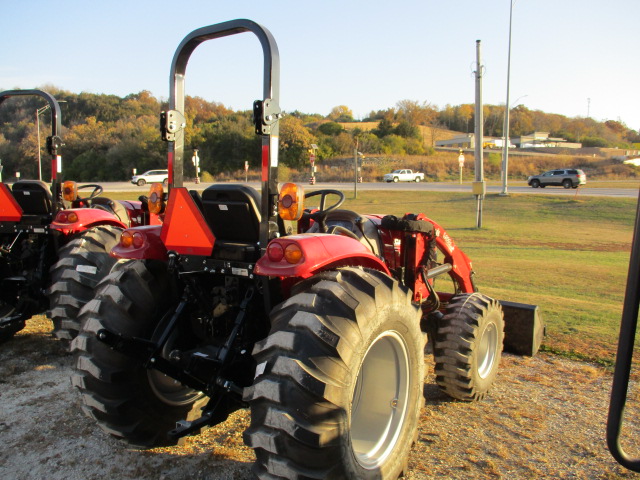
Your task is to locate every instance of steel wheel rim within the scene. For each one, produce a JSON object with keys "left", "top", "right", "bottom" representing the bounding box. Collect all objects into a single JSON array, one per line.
[
  {"left": 147, "top": 370, "right": 201, "bottom": 406},
  {"left": 477, "top": 322, "right": 498, "bottom": 379},
  {"left": 350, "top": 331, "right": 410, "bottom": 470}
]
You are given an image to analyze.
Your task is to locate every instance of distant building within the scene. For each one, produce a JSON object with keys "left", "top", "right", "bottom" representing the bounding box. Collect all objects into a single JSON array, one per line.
[
  {"left": 435, "top": 131, "right": 581, "bottom": 149},
  {"left": 512, "top": 131, "right": 581, "bottom": 149},
  {"left": 434, "top": 134, "right": 475, "bottom": 149}
]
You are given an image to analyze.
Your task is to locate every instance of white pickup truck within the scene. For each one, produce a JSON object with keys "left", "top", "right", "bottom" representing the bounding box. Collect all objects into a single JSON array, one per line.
[{"left": 383, "top": 169, "right": 425, "bottom": 183}]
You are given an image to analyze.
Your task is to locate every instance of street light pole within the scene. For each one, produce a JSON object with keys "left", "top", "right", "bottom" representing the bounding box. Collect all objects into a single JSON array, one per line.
[
  {"left": 35, "top": 105, "right": 49, "bottom": 181},
  {"left": 500, "top": 0, "right": 514, "bottom": 196}
]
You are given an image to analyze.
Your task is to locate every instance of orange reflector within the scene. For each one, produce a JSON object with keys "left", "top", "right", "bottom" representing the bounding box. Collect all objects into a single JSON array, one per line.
[
  {"left": 62, "top": 181, "right": 78, "bottom": 201},
  {"left": 284, "top": 243, "right": 303, "bottom": 264},
  {"left": 160, "top": 187, "right": 215, "bottom": 256},
  {"left": 0, "top": 183, "right": 23, "bottom": 222},
  {"left": 148, "top": 183, "right": 165, "bottom": 214},
  {"left": 278, "top": 182, "right": 304, "bottom": 221},
  {"left": 67, "top": 212, "right": 78, "bottom": 223}
]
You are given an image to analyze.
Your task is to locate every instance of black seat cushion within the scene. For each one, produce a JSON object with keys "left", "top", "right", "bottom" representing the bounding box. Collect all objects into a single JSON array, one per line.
[
  {"left": 11, "top": 180, "right": 53, "bottom": 215},
  {"left": 201, "top": 184, "right": 261, "bottom": 243}
]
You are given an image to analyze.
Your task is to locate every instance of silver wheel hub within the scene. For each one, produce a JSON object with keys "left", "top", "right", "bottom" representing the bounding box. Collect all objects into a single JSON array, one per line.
[
  {"left": 350, "top": 331, "right": 410, "bottom": 470},
  {"left": 477, "top": 322, "right": 498, "bottom": 379}
]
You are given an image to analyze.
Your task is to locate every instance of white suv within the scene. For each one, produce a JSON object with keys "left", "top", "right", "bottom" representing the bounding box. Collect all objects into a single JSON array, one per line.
[{"left": 131, "top": 169, "right": 168, "bottom": 186}]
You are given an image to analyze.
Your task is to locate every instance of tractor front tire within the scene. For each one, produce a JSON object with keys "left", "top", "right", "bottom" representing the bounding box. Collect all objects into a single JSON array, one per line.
[
  {"left": 434, "top": 293, "right": 504, "bottom": 401},
  {"left": 244, "top": 267, "right": 425, "bottom": 480},
  {"left": 47, "top": 225, "right": 122, "bottom": 343},
  {"left": 72, "top": 260, "right": 203, "bottom": 447}
]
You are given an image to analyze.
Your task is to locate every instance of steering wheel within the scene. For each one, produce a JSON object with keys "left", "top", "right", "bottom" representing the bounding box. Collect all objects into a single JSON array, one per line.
[
  {"left": 303, "top": 189, "right": 345, "bottom": 231},
  {"left": 77, "top": 184, "right": 103, "bottom": 202}
]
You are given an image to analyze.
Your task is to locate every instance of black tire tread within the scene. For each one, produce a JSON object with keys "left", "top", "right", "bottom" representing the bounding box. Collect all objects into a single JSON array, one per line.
[
  {"left": 72, "top": 260, "right": 200, "bottom": 447},
  {"left": 244, "top": 267, "right": 424, "bottom": 480},
  {"left": 434, "top": 293, "right": 504, "bottom": 402},
  {"left": 47, "top": 225, "right": 122, "bottom": 342}
]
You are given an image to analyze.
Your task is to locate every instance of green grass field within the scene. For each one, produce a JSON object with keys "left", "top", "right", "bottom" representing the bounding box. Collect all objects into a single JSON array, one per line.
[{"left": 107, "top": 188, "right": 637, "bottom": 366}]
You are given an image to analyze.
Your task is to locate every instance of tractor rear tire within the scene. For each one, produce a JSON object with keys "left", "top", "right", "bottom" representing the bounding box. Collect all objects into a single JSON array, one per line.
[
  {"left": 47, "top": 225, "right": 122, "bottom": 343},
  {"left": 72, "top": 260, "right": 203, "bottom": 447},
  {"left": 244, "top": 267, "right": 425, "bottom": 480},
  {"left": 434, "top": 293, "right": 504, "bottom": 401}
]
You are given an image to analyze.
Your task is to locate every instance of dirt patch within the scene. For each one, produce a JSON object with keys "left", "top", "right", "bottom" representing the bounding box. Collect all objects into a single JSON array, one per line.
[{"left": 1, "top": 316, "right": 639, "bottom": 479}]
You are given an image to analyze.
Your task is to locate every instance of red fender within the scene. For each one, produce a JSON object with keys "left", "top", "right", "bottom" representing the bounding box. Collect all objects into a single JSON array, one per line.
[
  {"left": 51, "top": 208, "right": 128, "bottom": 235},
  {"left": 255, "top": 233, "right": 390, "bottom": 279}
]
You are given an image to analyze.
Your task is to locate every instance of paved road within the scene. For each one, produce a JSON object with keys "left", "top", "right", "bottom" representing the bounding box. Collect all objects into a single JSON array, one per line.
[{"left": 104, "top": 180, "right": 639, "bottom": 199}]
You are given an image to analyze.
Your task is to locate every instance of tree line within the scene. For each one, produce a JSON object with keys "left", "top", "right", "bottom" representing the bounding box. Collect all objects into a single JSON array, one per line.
[{"left": 0, "top": 87, "right": 638, "bottom": 182}]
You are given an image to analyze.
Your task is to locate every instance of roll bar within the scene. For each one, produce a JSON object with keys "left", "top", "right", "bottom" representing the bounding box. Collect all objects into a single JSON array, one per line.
[
  {"left": 0, "top": 89, "right": 64, "bottom": 208},
  {"left": 607, "top": 188, "right": 640, "bottom": 472},
  {"left": 160, "top": 18, "right": 281, "bottom": 249}
]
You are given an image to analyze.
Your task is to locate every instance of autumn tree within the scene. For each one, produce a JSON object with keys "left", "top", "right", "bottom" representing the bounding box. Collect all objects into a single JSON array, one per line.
[
  {"left": 279, "top": 115, "right": 318, "bottom": 168},
  {"left": 328, "top": 105, "right": 354, "bottom": 122}
]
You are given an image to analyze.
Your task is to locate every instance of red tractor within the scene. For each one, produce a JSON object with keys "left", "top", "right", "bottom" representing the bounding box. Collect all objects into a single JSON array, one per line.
[
  {"left": 72, "top": 21, "right": 540, "bottom": 479},
  {"left": 0, "top": 89, "right": 161, "bottom": 343}
]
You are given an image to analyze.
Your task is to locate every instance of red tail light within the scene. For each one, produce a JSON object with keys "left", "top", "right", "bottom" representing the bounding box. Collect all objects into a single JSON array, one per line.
[
  {"left": 120, "top": 230, "right": 145, "bottom": 248},
  {"left": 266, "top": 240, "right": 303, "bottom": 264},
  {"left": 55, "top": 211, "right": 79, "bottom": 223},
  {"left": 267, "top": 242, "right": 284, "bottom": 261}
]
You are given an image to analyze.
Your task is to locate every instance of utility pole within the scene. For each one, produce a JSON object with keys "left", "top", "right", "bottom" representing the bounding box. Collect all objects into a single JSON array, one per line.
[
  {"left": 353, "top": 137, "right": 359, "bottom": 199},
  {"left": 500, "top": 0, "right": 514, "bottom": 196},
  {"left": 473, "top": 39, "right": 486, "bottom": 228}
]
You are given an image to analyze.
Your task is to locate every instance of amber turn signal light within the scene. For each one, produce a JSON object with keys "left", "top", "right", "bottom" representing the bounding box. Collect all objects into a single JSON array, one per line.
[
  {"left": 284, "top": 243, "right": 303, "bottom": 264},
  {"left": 278, "top": 182, "right": 304, "bottom": 221},
  {"left": 148, "top": 183, "right": 165, "bottom": 214},
  {"left": 62, "top": 181, "right": 78, "bottom": 201},
  {"left": 120, "top": 230, "right": 133, "bottom": 248}
]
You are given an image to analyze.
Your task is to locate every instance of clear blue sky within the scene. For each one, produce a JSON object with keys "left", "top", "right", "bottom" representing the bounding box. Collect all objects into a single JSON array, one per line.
[{"left": 2, "top": 0, "right": 639, "bottom": 129}]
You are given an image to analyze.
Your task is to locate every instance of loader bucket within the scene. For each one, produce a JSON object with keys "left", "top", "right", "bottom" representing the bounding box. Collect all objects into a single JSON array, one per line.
[{"left": 500, "top": 300, "right": 545, "bottom": 356}]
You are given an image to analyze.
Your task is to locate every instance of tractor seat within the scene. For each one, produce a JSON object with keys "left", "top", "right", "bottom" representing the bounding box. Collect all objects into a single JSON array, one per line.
[
  {"left": 11, "top": 180, "right": 53, "bottom": 216},
  {"left": 307, "top": 209, "right": 382, "bottom": 256},
  {"left": 90, "top": 197, "right": 130, "bottom": 226},
  {"left": 201, "top": 185, "right": 261, "bottom": 261}
]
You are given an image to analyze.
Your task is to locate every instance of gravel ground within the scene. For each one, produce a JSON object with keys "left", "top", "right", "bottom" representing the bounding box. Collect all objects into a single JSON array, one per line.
[{"left": 1, "top": 316, "right": 639, "bottom": 480}]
